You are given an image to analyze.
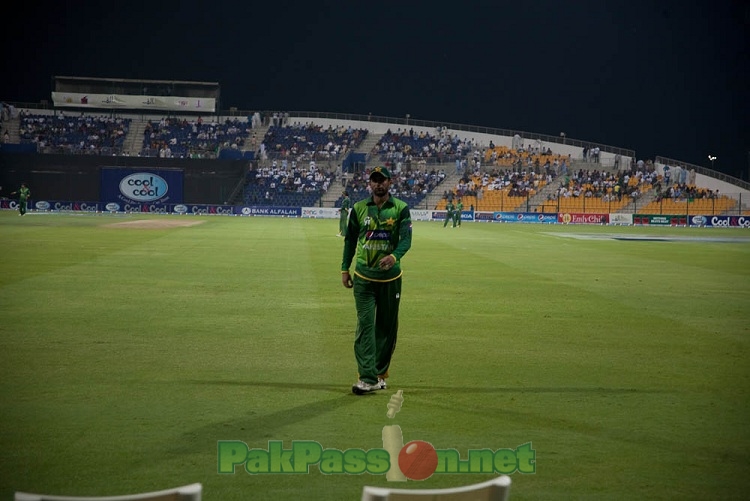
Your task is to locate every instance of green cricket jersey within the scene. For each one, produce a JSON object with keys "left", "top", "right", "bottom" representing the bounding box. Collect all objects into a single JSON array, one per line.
[
  {"left": 18, "top": 187, "right": 30, "bottom": 201},
  {"left": 342, "top": 195, "right": 412, "bottom": 281},
  {"left": 341, "top": 196, "right": 351, "bottom": 212}
]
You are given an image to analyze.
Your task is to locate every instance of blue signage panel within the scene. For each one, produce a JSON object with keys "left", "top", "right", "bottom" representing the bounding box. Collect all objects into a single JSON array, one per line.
[
  {"left": 493, "top": 212, "right": 558, "bottom": 223},
  {"left": 100, "top": 168, "right": 183, "bottom": 208},
  {"left": 690, "top": 215, "right": 750, "bottom": 228}
]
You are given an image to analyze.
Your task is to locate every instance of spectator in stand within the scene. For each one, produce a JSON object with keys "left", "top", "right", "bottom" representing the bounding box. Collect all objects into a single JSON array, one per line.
[{"left": 20, "top": 113, "right": 131, "bottom": 155}]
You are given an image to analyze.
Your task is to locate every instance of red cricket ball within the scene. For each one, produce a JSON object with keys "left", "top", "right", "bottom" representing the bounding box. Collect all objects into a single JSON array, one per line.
[{"left": 398, "top": 440, "right": 438, "bottom": 481}]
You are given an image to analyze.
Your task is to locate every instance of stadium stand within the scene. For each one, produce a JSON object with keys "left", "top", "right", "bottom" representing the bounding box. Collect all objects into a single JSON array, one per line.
[
  {"left": 482, "top": 144, "right": 569, "bottom": 170},
  {"left": 260, "top": 123, "right": 367, "bottom": 162},
  {"left": 374, "top": 126, "right": 473, "bottom": 166},
  {"left": 18, "top": 111, "right": 131, "bottom": 155},
  {"left": 336, "top": 167, "right": 448, "bottom": 208},
  {"left": 141, "top": 117, "right": 249, "bottom": 158},
  {"left": 431, "top": 141, "right": 594, "bottom": 211},
  {"left": 3, "top": 105, "right": 748, "bottom": 214},
  {"left": 436, "top": 168, "right": 551, "bottom": 212},
  {"left": 536, "top": 167, "right": 655, "bottom": 213},
  {"left": 638, "top": 184, "right": 737, "bottom": 215},
  {"left": 243, "top": 162, "right": 336, "bottom": 207}
]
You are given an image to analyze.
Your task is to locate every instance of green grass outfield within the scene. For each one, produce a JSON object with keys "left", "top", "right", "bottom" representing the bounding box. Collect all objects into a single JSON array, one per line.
[{"left": 1, "top": 211, "right": 749, "bottom": 500}]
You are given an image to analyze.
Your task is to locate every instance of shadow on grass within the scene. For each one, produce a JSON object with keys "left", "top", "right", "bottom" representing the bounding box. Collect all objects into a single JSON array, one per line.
[
  {"left": 168, "top": 379, "right": 378, "bottom": 456},
  {"left": 187, "top": 379, "right": 352, "bottom": 393},
  {"left": 188, "top": 380, "right": 670, "bottom": 394},
  {"left": 168, "top": 380, "right": 672, "bottom": 457},
  {"left": 413, "top": 388, "right": 749, "bottom": 466},
  {"left": 394, "top": 385, "right": 668, "bottom": 394},
  {"left": 163, "top": 380, "right": 747, "bottom": 475}
]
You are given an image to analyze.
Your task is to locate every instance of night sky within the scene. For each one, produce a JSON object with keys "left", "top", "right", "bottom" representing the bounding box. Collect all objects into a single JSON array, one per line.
[{"left": 2, "top": 1, "right": 748, "bottom": 177}]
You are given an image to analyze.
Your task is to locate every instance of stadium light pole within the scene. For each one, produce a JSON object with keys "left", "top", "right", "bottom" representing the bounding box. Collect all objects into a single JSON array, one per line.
[{"left": 708, "top": 154, "right": 717, "bottom": 170}]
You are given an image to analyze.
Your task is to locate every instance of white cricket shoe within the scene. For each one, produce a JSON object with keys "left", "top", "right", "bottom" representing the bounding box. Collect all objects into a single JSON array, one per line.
[{"left": 352, "top": 380, "right": 381, "bottom": 395}]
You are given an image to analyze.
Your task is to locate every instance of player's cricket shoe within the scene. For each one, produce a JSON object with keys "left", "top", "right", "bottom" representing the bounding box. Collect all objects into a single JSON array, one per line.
[
  {"left": 378, "top": 378, "right": 387, "bottom": 390},
  {"left": 352, "top": 380, "right": 381, "bottom": 395}
]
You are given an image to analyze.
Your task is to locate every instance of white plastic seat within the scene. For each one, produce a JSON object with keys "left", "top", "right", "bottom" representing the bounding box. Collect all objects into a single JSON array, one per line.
[
  {"left": 361, "top": 475, "right": 511, "bottom": 501},
  {"left": 15, "top": 483, "right": 202, "bottom": 501}
]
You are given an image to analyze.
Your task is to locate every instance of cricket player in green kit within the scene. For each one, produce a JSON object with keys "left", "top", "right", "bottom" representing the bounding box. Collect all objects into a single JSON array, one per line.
[
  {"left": 11, "top": 182, "right": 31, "bottom": 216},
  {"left": 443, "top": 200, "right": 455, "bottom": 228},
  {"left": 337, "top": 190, "right": 351, "bottom": 237},
  {"left": 341, "top": 166, "right": 412, "bottom": 395},
  {"left": 453, "top": 198, "right": 463, "bottom": 227}
]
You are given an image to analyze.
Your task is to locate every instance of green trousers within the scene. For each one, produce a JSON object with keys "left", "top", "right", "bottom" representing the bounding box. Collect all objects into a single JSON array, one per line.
[
  {"left": 443, "top": 212, "right": 452, "bottom": 227},
  {"left": 339, "top": 213, "right": 348, "bottom": 235},
  {"left": 352, "top": 275, "right": 401, "bottom": 384}
]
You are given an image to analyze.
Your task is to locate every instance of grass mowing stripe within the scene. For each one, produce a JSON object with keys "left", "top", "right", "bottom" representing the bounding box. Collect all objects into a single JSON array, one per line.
[{"left": 0, "top": 212, "right": 748, "bottom": 500}]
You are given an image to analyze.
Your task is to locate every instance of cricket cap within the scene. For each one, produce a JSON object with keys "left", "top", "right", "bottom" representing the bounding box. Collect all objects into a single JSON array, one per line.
[{"left": 369, "top": 166, "right": 391, "bottom": 180}]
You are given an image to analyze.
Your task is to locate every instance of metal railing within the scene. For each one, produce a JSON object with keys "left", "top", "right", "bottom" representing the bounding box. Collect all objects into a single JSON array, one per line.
[
  {"left": 655, "top": 156, "right": 750, "bottom": 192},
  {"left": 531, "top": 193, "right": 747, "bottom": 215},
  {"left": 38, "top": 144, "right": 127, "bottom": 156}
]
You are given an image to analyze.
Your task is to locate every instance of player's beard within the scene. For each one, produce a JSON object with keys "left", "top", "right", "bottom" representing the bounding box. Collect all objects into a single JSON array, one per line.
[{"left": 372, "top": 184, "right": 389, "bottom": 197}]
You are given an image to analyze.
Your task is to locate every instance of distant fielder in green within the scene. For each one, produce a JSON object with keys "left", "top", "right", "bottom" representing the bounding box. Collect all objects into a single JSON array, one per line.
[
  {"left": 453, "top": 198, "right": 463, "bottom": 227},
  {"left": 443, "top": 199, "right": 455, "bottom": 228},
  {"left": 11, "top": 182, "right": 31, "bottom": 216},
  {"left": 337, "top": 190, "right": 351, "bottom": 237},
  {"left": 341, "top": 166, "right": 412, "bottom": 395}
]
